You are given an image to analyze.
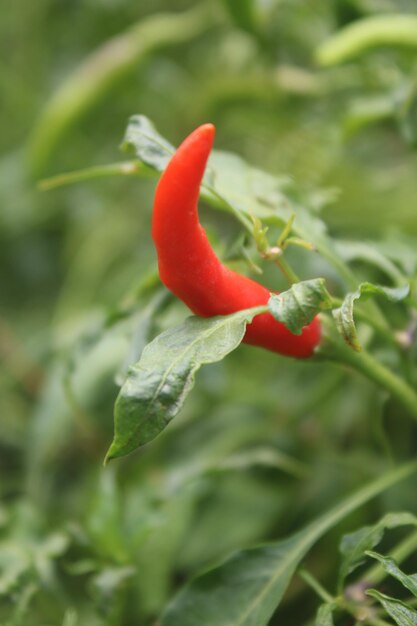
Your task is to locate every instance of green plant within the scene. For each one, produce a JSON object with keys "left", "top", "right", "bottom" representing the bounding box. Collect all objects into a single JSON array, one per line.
[{"left": 3, "top": 2, "right": 417, "bottom": 624}]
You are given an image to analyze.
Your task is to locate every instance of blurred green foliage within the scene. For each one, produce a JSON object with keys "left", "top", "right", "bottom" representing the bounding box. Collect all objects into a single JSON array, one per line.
[{"left": 2, "top": 0, "right": 417, "bottom": 624}]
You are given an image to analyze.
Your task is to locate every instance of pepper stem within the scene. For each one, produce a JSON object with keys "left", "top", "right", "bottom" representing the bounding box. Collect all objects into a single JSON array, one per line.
[{"left": 273, "top": 255, "right": 299, "bottom": 285}]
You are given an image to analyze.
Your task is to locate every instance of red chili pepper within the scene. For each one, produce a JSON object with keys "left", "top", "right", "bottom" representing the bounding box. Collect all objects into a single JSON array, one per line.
[{"left": 152, "top": 124, "right": 321, "bottom": 358}]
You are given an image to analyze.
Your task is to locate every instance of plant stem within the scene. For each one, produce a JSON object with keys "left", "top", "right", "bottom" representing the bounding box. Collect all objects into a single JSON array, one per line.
[
  {"left": 38, "top": 160, "right": 154, "bottom": 190},
  {"left": 319, "top": 316, "right": 417, "bottom": 424},
  {"left": 299, "top": 568, "right": 335, "bottom": 603},
  {"left": 274, "top": 256, "right": 299, "bottom": 285}
]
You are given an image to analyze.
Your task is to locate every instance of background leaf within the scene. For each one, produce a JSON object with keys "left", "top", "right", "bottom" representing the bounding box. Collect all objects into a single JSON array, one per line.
[
  {"left": 338, "top": 512, "right": 417, "bottom": 589},
  {"left": 315, "top": 603, "right": 335, "bottom": 626},
  {"left": 160, "top": 461, "right": 417, "bottom": 626},
  {"left": 316, "top": 15, "right": 417, "bottom": 67},
  {"left": 366, "top": 551, "right": 417, "bottom": 597}
]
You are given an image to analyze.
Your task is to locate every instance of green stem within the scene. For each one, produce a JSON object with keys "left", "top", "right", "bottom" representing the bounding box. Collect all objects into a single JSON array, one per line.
[
  {"left": 299, "top": 569, "right": 335, "bottom": 603},
  {"left": 273, "top": 256, "right": 299, "bottom": 285},
  {"left": 319, "top": 317, "right": 417, "bottom": 424},
  {"left": 38, "top": 160, "right": 154, "bottom": 190}
]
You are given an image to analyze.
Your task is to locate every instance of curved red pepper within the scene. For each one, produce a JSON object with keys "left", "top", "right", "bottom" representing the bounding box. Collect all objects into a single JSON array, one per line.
[{"left": 152, "top": 124, "right": 321, "bottom": 358}]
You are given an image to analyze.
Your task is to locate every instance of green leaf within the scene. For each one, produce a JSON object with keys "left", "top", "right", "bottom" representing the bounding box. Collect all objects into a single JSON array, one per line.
[
  {"left": 315, "top": 603, "right": 335, "bottom": 626},
  {"left": 91, "top": 565, "right": 136, "bottom": 618},
  {"left": 333, "top": 282, "right": 409, "bottom": 351},
  {"left": 160, "top": 460, "right": 417, "bottom": 626},
  {"left": 106, "top": 308, "right": 262, "bottom": 461},
  {"left": 268, "top": 279, "right": 332, "bottom": 335},
  {"left": 338, "top": 512, "right": 417, "bottom": 589},
  {"left": 366, "top": 551, "right": 417, "bottom": 597},
  {"left": 367, "top": 589, "right": 417, "bottom": 626},
  {"left": 168, "top": 447, "right": 307, "bottom": 493},
  {"left": 206, "top": 150, "right": 293, "bottom": 225},
  {"left": 205, "top": 448, "right": 307, "bottom": 479},
  {"left": 316, "top": 15, "right": 417, "bottom": 67},
  {"left": 121, "top": 115, "right": 175, "bottom": 171},
  {"left": 86, "top": 468, "right": 127, "bottom": 562},
  {"left": 334, "top": 240, "right": 405, "bottom": 285},
  {"left": 135, "top": 490, "right": 196, "bottom": 616}
]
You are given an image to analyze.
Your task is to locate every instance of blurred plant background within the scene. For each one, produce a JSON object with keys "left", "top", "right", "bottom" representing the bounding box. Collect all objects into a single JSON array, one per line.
[{"left": 2, "top": 0, "right": 417, "bottom": 624}]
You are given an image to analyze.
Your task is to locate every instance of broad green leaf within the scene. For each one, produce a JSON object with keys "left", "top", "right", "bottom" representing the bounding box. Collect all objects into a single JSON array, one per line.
[
  {"left": 268, "top": 279, "right": 332, "bottom": 335},
  {"left": 338, "top": 512, "right": 417, "bottom": 590},
  {"left": 315, "top": 603, "right": 334, "bottom": 626},
  {"left": 366, "top": 551, "right": 417, "bottom": 597},
  {"left": 207, "top": 150, "right": 293, "bottom": 225},
  {"left": 333, "top": 282, "right": 409, "bottom": 351},
  {"left": 160, "top": 460, "right": 417, "bottom": 626},
  {"left": 106, "top": 307, "right": 262, "bottom": 461},
  {"left": 367, "top": 589, "right": 417, "bottom": 626},
  {"left": 316, "top": 15, "right": 417, "bottom": 67}
]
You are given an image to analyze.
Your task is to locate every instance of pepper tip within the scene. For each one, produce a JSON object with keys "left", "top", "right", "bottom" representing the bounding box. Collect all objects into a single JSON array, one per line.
[{"left": 196, "top": 123, "right": 216, "bottom": 143}]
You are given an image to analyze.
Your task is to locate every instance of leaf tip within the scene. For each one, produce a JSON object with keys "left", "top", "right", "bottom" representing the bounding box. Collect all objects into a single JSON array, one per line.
[{"left": 103, "top": 441, "right": 119, "bottom": 466}]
